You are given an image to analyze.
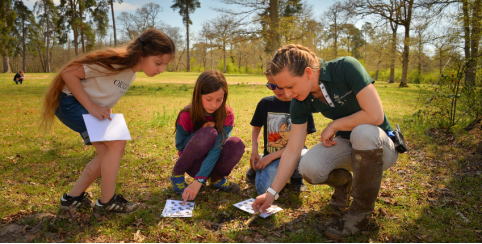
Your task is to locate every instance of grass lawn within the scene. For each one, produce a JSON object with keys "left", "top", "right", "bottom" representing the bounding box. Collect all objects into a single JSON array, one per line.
[{"left": 0, "top": 72, "right": 481, "bottom": 242}]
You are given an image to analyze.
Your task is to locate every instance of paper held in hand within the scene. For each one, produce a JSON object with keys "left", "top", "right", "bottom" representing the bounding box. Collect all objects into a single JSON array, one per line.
[
  {"left": 233, "top": 198, "right": 283, "bottom": 218},
  {"left": 162, "top": 200, "right": 195, "bottom": 217},
  {"left": 82, "top": 114, "right": 131, "bottom": 142}
]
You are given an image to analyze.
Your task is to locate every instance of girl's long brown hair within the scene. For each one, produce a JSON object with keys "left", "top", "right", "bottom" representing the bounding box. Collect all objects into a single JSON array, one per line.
[
  {"left": 40, "top": 29, "right": 175, "bottom": 131},
  {"left": 175, "top": 70, "right": 230, "bottom": 137}
]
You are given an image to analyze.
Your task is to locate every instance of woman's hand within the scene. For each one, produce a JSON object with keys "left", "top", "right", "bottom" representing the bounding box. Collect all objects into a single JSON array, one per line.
[
  {"left": 249, "top": 152, "right": 260, "bottom": 169},
  {"left": 252, "top": 193, "right": 274, "bottom": 213},
  {"left": 320, "top": 124, "right": 337, "bottom": 147},
  {"left": 87, "top": 104, "right": 111, "bottom": 121},
  {"left": 202, "top": 121, "right": 215, "bottom": 128},
  {"left": 182, "top": 181, "right": 203, "bottom": 205},
  {"left": 254, "top": 156, "right": 271, "bottom": 170}
]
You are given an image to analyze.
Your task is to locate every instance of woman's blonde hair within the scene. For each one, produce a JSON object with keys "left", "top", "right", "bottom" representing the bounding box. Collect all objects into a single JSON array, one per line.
[
  {"left": 41, "top": 29, "right": 175, "bottom": 131},
  {"left": 267, "top": 44, "right": 320, "bottom": 77}
]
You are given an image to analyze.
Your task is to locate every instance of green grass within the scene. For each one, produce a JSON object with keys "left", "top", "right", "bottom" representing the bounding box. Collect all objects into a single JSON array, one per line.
[{"left": 0, "top": 72, "right": 481, "bottom": 242}]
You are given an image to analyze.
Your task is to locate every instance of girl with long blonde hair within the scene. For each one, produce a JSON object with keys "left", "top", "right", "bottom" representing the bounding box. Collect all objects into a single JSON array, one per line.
[{"left": 41, "top": 29, "right": 175, "bottom": 214}]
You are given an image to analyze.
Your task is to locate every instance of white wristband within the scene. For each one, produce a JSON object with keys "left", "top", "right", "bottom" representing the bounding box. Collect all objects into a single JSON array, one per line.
[{"left": 266, "top": 187, "right": 279, "bottom": 200}]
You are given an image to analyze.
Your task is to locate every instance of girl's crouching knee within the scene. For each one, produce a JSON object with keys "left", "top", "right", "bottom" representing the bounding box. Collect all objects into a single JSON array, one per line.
[
  {"left": 224, "top": 137, "right": 245, "bottom": 159},
  {"left": 192, "top": 126, "right": 218, "bottom": 145}
]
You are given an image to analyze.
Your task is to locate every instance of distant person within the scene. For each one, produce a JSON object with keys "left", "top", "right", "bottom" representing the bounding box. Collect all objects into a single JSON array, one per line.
[
  {"left": 41, "top": 29, "right": 176, "bottom": 215},
  {"left": 171, "top": 70, "right": 245, "bottom": 205},
  {"left": 246, "top": 64, "right": 316, "bottom": 195},
  {"left": 13, "top": 71, "right": 24, "bottom": 84}
]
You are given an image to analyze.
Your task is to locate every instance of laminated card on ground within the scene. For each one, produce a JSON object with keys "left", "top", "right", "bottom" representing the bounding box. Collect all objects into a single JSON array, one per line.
[
  {"left": 82, "top": 114, "right": 131, "bottom": 142},
  {"left": 162, "top": 200, "right": 195, "bottom": 217},
  {"left": 233, "top": 198, "right": 283, "bottom": 218}
]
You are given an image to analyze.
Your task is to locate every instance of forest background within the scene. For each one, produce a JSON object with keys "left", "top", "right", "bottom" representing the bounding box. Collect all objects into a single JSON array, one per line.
[{"left": 2, "top": 0, "right": 482, "bottom": 88}]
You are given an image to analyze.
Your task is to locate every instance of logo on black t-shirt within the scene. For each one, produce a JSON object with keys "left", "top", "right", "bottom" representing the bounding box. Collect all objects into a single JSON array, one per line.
[{"left": 267, "top": 112, "right": 291, "bottom": 153}]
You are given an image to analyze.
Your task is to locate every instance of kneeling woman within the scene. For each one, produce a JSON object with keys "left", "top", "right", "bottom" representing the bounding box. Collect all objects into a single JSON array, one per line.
[
  {"left": 252, "top": 45, "right": 398, "bottom": 239},
  {"left": 171, "top": 70, "right": 245, "bottom": 204}
]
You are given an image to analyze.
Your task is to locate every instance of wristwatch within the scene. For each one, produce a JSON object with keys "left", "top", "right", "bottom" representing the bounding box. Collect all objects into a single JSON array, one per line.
[
  {"left": 197, "top": 179, "right": 206, "bottom": 184},
  {"left": 266, "top": 187, "right": 279, "bottom": 200}
]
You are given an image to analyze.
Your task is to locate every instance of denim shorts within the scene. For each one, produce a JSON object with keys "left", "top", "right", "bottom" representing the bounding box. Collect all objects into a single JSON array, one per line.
[{"left": 55, "top": 93, "right": 91, "bottom": 145}]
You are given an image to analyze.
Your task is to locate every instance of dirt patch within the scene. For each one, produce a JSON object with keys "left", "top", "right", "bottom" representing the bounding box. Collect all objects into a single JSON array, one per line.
[{"left": 0, "top": 213, "right": 57, "bottom": 242}]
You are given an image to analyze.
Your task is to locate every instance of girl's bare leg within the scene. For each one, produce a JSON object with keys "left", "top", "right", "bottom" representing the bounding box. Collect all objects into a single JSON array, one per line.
[
  {"left": 99, "top": 140, "right": 126, "bottom": 203},
  {"left": 68, "top": 142, "right": 108, "bottom": 196}
]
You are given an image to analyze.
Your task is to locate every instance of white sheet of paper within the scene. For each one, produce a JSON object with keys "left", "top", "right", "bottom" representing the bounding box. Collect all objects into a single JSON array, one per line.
[
  {"left": 233, "top": 198, "right": 283, "bottom": 218},
  {"left": 162, "top": 200, "right": 195, "bottom": 218},
  {"left": 82, "top": 114, "right": 131, "bottom": 142}
]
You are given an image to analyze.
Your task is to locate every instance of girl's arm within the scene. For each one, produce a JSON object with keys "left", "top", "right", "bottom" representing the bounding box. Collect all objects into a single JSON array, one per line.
[
  {"left": 175, "top": 123, "right": 195, "bottom": 151},
  {"left": 320, "top": 84, "right": 384, "bottom": 147},
  {"left": 61, "top": 64, "right": 111, "bottom": 121},
  {"left": 250, "top": 126, "right": 262, "bottom": 169}
]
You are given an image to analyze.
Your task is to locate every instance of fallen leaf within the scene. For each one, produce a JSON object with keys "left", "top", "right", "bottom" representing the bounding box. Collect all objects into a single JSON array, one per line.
[{"left": 133, "top": 230, "right": 145, "bottom": 243}]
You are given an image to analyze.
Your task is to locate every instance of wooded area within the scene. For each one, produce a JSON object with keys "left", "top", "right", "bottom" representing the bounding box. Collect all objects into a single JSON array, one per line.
[{"left": 1, "top": 0, "right": 481, "bottom": 87}]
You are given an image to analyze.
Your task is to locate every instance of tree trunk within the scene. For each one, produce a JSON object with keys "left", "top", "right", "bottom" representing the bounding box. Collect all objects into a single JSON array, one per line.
[
  {"left": 223, "top": 41, "right": 227, "bottom": 73},
  {"left": 186, "top": 3, "right": 190, "bottom": 72},
  {"left": 389, "top": 21, "right": 398, "bottom": 83},
  {"left": 3, "top": 55, "right": 11, "bottom": 73},
  {"left": 399, "top": 26, "right": 410, "bottom": 87},
  {"left": 269, "top": 0, "right": 280, "bottom": 53},
  {"left": 22, "top": 17, "right": 26, "bottom": 72},
  {"left": 79, "top": 0, "right": 85, "bottom": 54},
  {"left": 70, "top": 0, "right": 79, "bottom": 56},
  {"left": 399, "top": 0, "right": 414, "bottom": 88},
  {"left": 417, "top": 33, "right": 422, "bottom": 76},
  {"left": 467, "top": 0, "right": 482, "bottom": 86},
  {"left": 110, "top": 0, "right": 117, "bottom": 47},
  {"left": 463, "top": 0, "right": 472, "bottom": 85},
  {"left": 45, "top": 0, "right": 50, "bottom": 73}
]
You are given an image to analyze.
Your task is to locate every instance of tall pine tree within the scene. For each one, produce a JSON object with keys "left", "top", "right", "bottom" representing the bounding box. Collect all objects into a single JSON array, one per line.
[{"left": 171, "top": 0, "right": 201, "bottom": 72}]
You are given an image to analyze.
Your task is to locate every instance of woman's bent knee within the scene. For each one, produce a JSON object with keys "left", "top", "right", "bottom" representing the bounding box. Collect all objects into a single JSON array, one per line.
[
  {"left": 350, "top": 124, "right": 383, "bottom": 150},
  {"left": 299, "top": 157, "right": 330, "bottom": 185}
]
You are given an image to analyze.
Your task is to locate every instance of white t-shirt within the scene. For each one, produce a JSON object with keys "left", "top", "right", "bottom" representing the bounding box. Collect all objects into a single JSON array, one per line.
[{"left": 62, "top": 64, "right": 136, "bottom": 109}]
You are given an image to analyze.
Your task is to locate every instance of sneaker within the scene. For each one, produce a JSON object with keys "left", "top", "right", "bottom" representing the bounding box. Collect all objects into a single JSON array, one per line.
[
  {"left": 246, "top": 167, "right": 256, "bottom": 184},
  {"left": 210, "top": 178, "right": 240, "bottom": 193},
  {"left": 93, "top": 194, "right": 139, "bottom": 214},
  {"left": 170, "top": 175, "right": 188, "bottom": 194},
  {"left": 60, "top": 192, "right": 94, "bottom": 212},
  {"left": 290, "top": 178, "right": 307, "bottom": 192}
]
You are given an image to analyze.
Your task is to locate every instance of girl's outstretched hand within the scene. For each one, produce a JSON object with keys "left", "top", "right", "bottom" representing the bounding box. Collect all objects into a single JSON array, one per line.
[
  {"left": 182, "top": 181, "right": 203, "bottom": 205},
  {"left": 88, "top": 104, "right": 111, "bottom": 121}
]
